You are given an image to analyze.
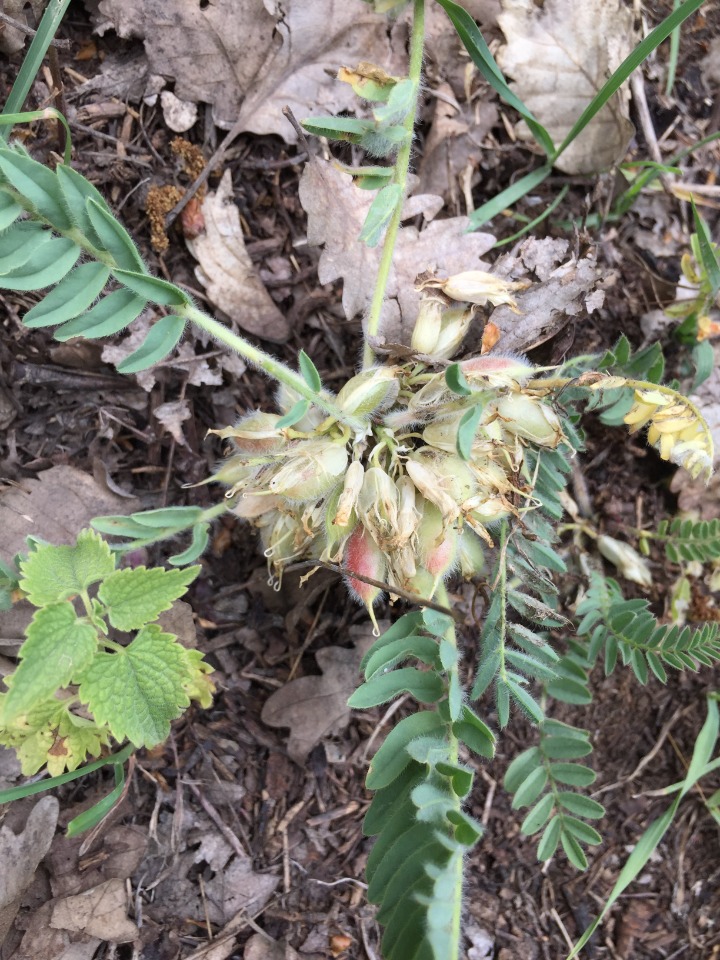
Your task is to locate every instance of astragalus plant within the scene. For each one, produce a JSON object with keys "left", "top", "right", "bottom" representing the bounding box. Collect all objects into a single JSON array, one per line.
[{"left": 0, "top": 0, "right": 719, "bottom": 957}]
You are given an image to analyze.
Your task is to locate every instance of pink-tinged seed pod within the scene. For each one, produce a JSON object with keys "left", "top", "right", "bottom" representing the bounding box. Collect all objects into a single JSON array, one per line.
[
  {"left": 461, "top": 354, "right": 533, "bottom": 387},
  {"left": 343, "top": 525, "right": 387, "bottom": 635},
  {"left": 416, "top": 502, "right": 458, "bottom": 583}
]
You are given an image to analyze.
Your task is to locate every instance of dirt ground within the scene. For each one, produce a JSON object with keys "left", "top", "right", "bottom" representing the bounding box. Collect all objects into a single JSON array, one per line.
[{"left": 1, "top": 1, "right": 720, "bottom": 959}]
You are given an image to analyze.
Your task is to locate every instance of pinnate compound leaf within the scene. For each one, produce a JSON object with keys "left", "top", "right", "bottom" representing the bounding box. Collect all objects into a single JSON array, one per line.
[
  {"left": 97, "top": 565, "right": 199, "bottom": 631},
  {"left": 4, "top": 602, "right": 97, "bottom": 720},
  {"left": 115, "top": 315, "right": 186, "bottom": 374},
  {"left": 78, "top": 624, "right": 191, "bottom": 747},
  {"left": 19, "top": 529, "right": 116, "bottom": 605},
  {"left": 23, "top": 262, "right": 111, "bottom": 328}
]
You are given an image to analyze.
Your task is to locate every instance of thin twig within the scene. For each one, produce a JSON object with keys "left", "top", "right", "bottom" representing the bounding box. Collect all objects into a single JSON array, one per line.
[{"left": 0, "top": 11, "right": 71, "bottom": 48}]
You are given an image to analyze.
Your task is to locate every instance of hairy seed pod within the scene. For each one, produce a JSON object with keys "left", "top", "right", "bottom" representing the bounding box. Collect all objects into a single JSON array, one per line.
[
  {"left": 344, "top": 524, "right": 386, "bottom": 634},
  {"left": 336, "top": 366, "right": 400, "bottom": 417},
  {"left": 410, "top": 296, "right": 444, "bottom": 354},
  {"left": 357, "top": 466, "right": 399, "bottom": 548},
  {"left": 495, "top": 393, "right": 563, "bottom": 447}
]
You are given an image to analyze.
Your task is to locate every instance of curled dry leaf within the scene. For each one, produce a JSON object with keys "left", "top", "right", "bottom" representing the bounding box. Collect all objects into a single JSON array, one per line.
[
  {"left": 49, "top": 879, "right": 138, "bottom": 943},
  {"left": 498, "top": 0, "right": 635, "bottom": 174},
  {"left": 154, "top": 399, "right": 192, "bottom": 446},
  {"left": 187, "top": 170, "right": 289, "bottom": 343},
  {"left": 300, "top": 158, "right": 495, "bottom": 344},
  {"left": 159, "top": 89, "right": 198, "bottom": 133},
  {"left": 489, "top": 237, "right": 604, "bottom": 352},
  {"left": 261, "top": 625, "right": 379, "bottom": 763},
  {"left": 0, "top": 797, "right": 59, "bottom": 943},
  {"left": 96, "top": 0, "right": 392, "bottom": 137}
]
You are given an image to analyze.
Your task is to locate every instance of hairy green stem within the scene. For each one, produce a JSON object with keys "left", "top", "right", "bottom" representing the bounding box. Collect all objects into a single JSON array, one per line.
[
  {"left": 180, "top": 304, "right": 366, "bottom": 431},
  {"left": 362, "top": 0, "right": 426, "bottom": 369},
  {"left": 434, "top": 581, "right": 462, "bottom": 959}
]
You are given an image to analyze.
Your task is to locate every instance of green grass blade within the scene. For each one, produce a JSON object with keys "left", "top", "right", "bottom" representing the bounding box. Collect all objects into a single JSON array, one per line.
[
  {"left": 493, "top": 185, "right": 569, "bottom": 248},
  {"left": 691, "top": 200, "right": 720, "bottom": 300},
  {"left": 434, "top": 0, "right": 554, "bottom": 156},
  {"left": 665, "top": 0, "right": 682, "bottom": 94},
  {"left": 0, "top": 742, "right": 134, "bottom": 803},
  {"left": 0, "top": 0, "right": 73, "bottom": 138},
  {"left": 552, "top": 0, "right": 706, "bottom": 165},
  {"left": 468, "top": 165, "right": 552, "bottom": 229}
]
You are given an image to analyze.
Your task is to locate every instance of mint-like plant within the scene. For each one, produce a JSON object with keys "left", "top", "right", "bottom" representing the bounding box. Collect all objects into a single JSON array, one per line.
[
  {"left": 1, "top": 0, "right": 719, "bottom": 957},
  {"left": 0, "top": 530, "right": 212, "bottom": 776}
]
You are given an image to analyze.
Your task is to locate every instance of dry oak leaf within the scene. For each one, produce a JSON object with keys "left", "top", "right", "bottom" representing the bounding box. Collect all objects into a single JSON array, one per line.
[
  {"left": 489, "top": 237, "right": 604, "bottom": 353},
  {"left": 96, "top": 0, "right": 391, "bottom": 137},
  {"left": 497, "top": 0, "right": 635, "bottom": 175},
  {"left": 300, "top": 158, "right": 495, "bottom": 345},
  {"left": 0, "top": 797, "right": 59, "bottom": 944},
  {"left": 50, "top": 878, "right": 138, "bottom": 942},
  {"left": 0, "top": 465, "right": 139, "bottom": 567},
  {"left": 0, "top": 0, "right": 45, "bottom": 55},
  {"left": 261, "top": 625, "right": 379, "bottom": 763},
  {"left": 187, "top": 170, "right": 289, "bottom": 343}
]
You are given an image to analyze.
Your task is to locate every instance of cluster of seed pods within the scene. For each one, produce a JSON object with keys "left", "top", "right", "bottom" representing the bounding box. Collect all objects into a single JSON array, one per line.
[{"left": 210, "top": 279, "right": 567, "bottom": 630}]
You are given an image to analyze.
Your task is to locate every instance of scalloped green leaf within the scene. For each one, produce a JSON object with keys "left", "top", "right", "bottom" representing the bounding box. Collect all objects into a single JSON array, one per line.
[
  {"left": 115, "top": 314, "right": 185, "bottom": 374},
  {"left": 0, "top": 221, "right": 51, "bottom": 274},
  {"left": 0, "top": 236, "right": 80, "bottom": 290},
  {"left": 0, "top": 147, "right": 72, "bottom": 230},
  {"left": 23, "top": 261, "right": 111, "bottom": 327},
  {"left": 112, "top": 268, "right": 190, "bottom": 306},
  {"left": 4, "top": 602, "right": 98, "bottom": 720},
  {"left": 97, "top": 564, "right": 199, "bottom": 632},
  {"left": 78, "top": 624, "right": 191, "bottom": 747},
  {"left": 54, "top": 288, "right": 146, "bottom": 341},
  {"left": 19, "top": 529, "right": 116, "bottom": 606}
]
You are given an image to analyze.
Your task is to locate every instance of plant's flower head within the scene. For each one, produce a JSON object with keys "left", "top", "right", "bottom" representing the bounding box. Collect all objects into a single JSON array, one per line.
[
  {"left": 336, "top": 366, "right": 399, "bottom": 417},
  {"left": 357, "top": 466, "right": 400, "bottom": 549},
  {"left": 624, "top": 387, "right": 713, "bottom": 480},
  {"left": 418, "top": 270, "right": 527, "bottom": 310}
]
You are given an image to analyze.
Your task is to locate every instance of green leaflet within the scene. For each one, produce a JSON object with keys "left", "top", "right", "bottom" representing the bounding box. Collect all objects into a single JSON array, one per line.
[
  {"left": 112, "top": 268, "right": 190, "bottom": 306},
  {"left": 298, "top": 349, "right": 322, "bottom": 391},
  {"left": 348, "top": 667, "right": 444, "bottom": 708},
  {"left": 0, "top": 236, "right": 80, "bottom": 291},
  {"left": 78, "top": 624, "right": 191, "bottom": 747},
  {"left": 23, "top": 261, "right": 111, "bottom": 327},
  {"left": 0, "top": 146, "right": 73, "bottom": 230},
  {"left": 97, "top": 565, "right": 199, "bottom": 631},
  {"left": 86, "top": 198, "right": 146, "bottom": 272},
  {"left": 363, "top": 634, "right": 440, "bottom": 679},
  {"left": 4, "top": 603, "right": 97, "bottom": 720},
  {"left": 366, "top": 711, "right": 445, "bottom": 790},
  {"left": 359, "top": 183, "right": 402, "bottom": 247},
  {"left": 168, "top": 522, "right": 210, "bottom": 566},
  {"left": 54, "top": 288, "right": 146, "bottom": 341},
  {"left": 0, "top": 192, "right": 22, "bottom": 229},
  {"left": 19, "top": 528, "right": 115, "bottom": 605},
  {"left": 116, "top": 315, "right": 186, "bottom": 373},
  {"left": 0, "top": 221, "right": 52, "bottom": 273},
  {"left": 55, "top": 163, "right": 113, "bottom": 242},
  {"left": 276, "top": 399, "right": 310, "bottom": 429}
]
